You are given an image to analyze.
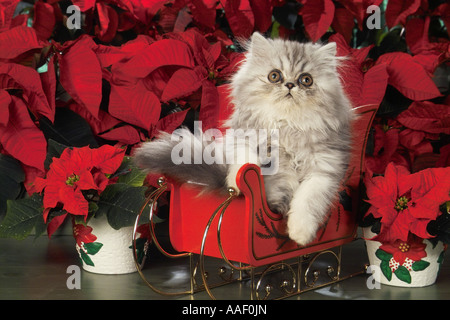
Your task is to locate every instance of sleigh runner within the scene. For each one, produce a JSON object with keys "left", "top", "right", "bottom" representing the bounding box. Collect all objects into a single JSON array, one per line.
[{"left": 133, "top": 103, "right": 378, "bottom": 299}]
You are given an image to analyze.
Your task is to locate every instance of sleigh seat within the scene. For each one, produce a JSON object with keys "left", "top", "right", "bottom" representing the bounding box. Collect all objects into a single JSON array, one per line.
[{"left": 133, "top": 103, "right": 378, "bottom": 299}]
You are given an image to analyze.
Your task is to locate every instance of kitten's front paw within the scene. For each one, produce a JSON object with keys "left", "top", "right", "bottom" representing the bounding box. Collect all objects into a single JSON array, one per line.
[{"left": 286, "top": 213, "right": 317, "bottom": 246}]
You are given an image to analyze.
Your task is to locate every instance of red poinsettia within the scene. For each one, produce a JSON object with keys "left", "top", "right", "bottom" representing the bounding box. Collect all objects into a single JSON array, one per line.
[
  {"left": 364, "top": 162, "right": 450, "bottom": 243},
  {"left": 34, "top": 145, "right": 125, "bottom": 236},
  {"left": 379, "top": 235, "right": 427, "bottom": 265}
]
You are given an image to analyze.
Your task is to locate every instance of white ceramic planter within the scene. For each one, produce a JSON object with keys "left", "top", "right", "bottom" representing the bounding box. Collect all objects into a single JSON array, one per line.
[
  {"left": 73, "top": 215, "right": 148, "bottom": 274},
  {"left": 364, "top": 228, "right": 445, "bottom": 287}
]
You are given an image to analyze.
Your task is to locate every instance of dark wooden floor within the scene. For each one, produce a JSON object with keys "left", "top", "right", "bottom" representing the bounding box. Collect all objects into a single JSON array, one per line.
[{"left": 1, "top": 234, "right": 449, "bottom": 300}]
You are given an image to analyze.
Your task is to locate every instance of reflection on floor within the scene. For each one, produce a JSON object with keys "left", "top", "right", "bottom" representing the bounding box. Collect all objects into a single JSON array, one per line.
[{"left": 1, "top": 235, "right": 449, "bottom": 300}]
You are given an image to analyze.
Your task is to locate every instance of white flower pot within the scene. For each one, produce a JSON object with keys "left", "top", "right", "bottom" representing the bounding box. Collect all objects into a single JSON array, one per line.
[
  {"left": 364, "top": 228, "right": 446, "bottom": 287},
  {"left": 73, "top": 215, "right": 148, "bottom": 274}
]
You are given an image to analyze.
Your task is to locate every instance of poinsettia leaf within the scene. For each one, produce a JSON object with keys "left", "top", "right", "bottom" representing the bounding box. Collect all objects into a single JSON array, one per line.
[
  {"left": 33, "top": 1, "right": 55, "bottom": 40},
  {"left": 412, "top": 260, "right": 430, "bottom": 271},
  {"left": 84, "top": 241, "right": 103, "bottom": 255},
  {"left": 0, "top": 193, "right": 45, "bottom": 240},
  {"left": 396, "top": 101, "right": 450, "bottom": 135},
  {"left": 161, "top": 67, "right": 205, "bottom": 102},
  {"left": 71, "top": 0, "right": 96, "bottom": 12},
  {"left": 90, "top": 144, "right": 126, "bottom": 175},
  {"left": 0, "top": 25, "right": 42, "bottom": 59},
  {"left": 224, "top": 0, "right": 254, "bottom": 38},
  {"left": 0, "top": 0, "right": 20, "bottom": 32},
  {"left": 111, "top": 39, "right": 195, "bottom": 81},
  {"left": 46, "top": 212, "right": 68, "bottom": 238},
  {"left": 189, "top": 0, "right": 216, "bottom": 29},
  {"left": 0, "top": 154, "right": 25, "bottom": 216},
  {"left": 331, "top": 7, "right": 355, "bottom": 44},
  {"left": 199, "top": 80, "right": 220, "bottom": 131},
  {"left": 385, "top": 0, "right": 421, "bottom": 28},
  {"left": 95, "top": 2, "right": 119, "bottom": 43},
  {"left": 44, "top": 139, "right": 70, "bottom": 170},
  {"left": 98, "top": 125, "right": 142, "bottom": 145},
  {"left": 0, "top": 96, "right": 47, "bottom": 171},
  {"left": 109, "top": 81, "right": 161, "bottom": 130},
  {"left": 39, "top": 55, "right": 56, "bottom": 117},
  {"left": 59, "top": 36, "right": 102, "bottom": 120},
  {"left": 0, "top": 89, "right": 11, "bottom": 126},
  {"left": 361, "top": 63, "right": 388, "bottom": 106},
  {"left": 115, "top": 157, "right": 147, "bottom": 187},
  {"left": 155, "top": 108, "right": 189, "bottom": 135},
  {"left": 0, "top": 63, "right": 54, "bottom": 122},
  {"left": 97, "top": 183, "right": 147, "bottom": 230},
  {"left": 301, "top": 0, "right": 335, "bottom": 42},
  {"left": 394, "top": 265, "right": 412, "bottom": 284},
  {"left": 39, "top": 108, "right": 98, "bottom": 148},
  {"left": 377, "top": 52, "right": 441, "bottom": 101},
  {"left": 249, "top": 0, "right": 272, "bottom": 33}
]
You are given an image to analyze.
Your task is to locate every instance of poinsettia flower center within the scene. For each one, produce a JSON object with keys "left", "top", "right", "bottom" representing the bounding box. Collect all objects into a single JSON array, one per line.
[
  {"left": 398, "top": 242, "right": 410, "bottom": 253},
  {"left": 394, "top": 196, "right": 409, "bottom": 212},
  {"left": 66, "top": 174, "right": 80, "bottom": 186}
]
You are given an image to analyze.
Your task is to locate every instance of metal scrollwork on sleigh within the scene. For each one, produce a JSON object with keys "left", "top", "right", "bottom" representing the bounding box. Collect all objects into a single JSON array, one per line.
[{"left": 132, "top": 103, "right": 378, "bottom": 299}]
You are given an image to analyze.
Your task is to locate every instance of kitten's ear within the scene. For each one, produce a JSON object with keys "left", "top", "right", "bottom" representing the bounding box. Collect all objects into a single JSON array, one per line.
[
  {"left": 249, "top": 32, "right": 270, "bottom": 57},
  {"left": 318, "top": 42, "right": 337, "bottom": 57}
]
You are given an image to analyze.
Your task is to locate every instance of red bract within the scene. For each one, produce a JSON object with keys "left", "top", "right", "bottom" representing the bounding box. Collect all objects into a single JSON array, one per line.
[
  {"left": 222, "top": 0, "right": 272, "bottom": 38},
  {"left": 58, "top": 35, "right": 102, "bottom": 120},
  {"left": 396, "top": 101, "right": 450, "bottom": 136},
  {"left": 364, "top": 122, "right": 409, "bottom": 175},
  {"left": 162, "top": 29, "right": 243, "bottom": 129},
  {"left": 375, "top": 52, "right": 441, "bottom": 101},
  {"left": 300, "top": 0, "right": 334, "bottom": 42},
  {"left": 365, "top": 163, "right": 450, "bottom": 243},
  {"left": 34, "top": 145, "right": 126, "bottom": 236},
  {"left": 385, "top": 0, "right": 421, "bottom": 28},
  {"left": 0, "top": 26, "right": 42, "bottom": 60}
]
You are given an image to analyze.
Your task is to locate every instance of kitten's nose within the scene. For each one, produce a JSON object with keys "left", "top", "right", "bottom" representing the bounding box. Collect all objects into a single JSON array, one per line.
[{"left": 285, "top": 82, "right": 295, "bottom": 90}]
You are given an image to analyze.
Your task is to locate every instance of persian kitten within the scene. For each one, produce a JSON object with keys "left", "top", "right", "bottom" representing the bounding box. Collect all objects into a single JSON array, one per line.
[{"left": 134, "top": 33, "right": 354, "bottom": 246}]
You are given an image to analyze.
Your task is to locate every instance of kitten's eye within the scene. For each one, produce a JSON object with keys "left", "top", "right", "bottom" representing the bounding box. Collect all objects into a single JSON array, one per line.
[
  {"left": 268, "top": 70, "right": 283, "bottom": 83},
  {"left": 298, "top": 73, "right": 313, "bottom": 87}
]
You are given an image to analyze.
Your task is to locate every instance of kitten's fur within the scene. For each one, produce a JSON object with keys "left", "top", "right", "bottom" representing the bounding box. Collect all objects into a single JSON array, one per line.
[{"left": 134, "top": 33, "right": 353, "bottom": 245}]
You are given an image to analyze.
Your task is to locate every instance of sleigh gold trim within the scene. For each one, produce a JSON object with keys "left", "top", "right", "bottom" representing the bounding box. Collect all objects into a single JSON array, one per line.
[{"left": 133, "top": 104, "right": 378, "bottom": 299}]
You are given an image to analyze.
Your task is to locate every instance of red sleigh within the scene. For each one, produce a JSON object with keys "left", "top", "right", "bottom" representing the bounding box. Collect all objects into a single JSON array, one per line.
[{"left": 133, "top": 103, "right": 378, "bottom": 299}]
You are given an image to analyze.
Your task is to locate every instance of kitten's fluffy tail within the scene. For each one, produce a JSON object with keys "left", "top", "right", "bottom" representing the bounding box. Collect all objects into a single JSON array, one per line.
[{"left": 133, "top": 129, "right": 228, "bottom": 193}]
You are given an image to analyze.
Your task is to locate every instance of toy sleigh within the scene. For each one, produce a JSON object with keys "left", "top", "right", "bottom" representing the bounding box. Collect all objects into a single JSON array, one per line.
[{"left": 132, "top": 103, "right": 378, "bottom": 300}]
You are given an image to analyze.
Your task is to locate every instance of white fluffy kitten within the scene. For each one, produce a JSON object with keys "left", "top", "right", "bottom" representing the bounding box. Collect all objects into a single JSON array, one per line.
[{"left": 134, "top": 33, "right": 354, "bottom": 246}]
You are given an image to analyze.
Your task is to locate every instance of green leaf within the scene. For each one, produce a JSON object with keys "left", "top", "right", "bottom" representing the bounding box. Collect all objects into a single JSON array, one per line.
[
  {"left": 97, "top": 183, "right": 147, "bottom": 230},
  {"left": 412, "top": 260, "right": 430, "bottom": 272},
  {"left": 84, "top": 242, "right": 103, "bottom": 255},
  {"left": 380, "top": 260, "right": 392, "bottom": 281},
  {"left": 115, "top": 157, "right": 147, "bottom": 187},
  {"left": 80, "top": 250, "right": 95, "bottom": 266},
  {"left": 44, "top": 139, "right": 70, "bottom": 170},
  {"left": 0, "top": 194, "right": 45, "bottom": 240},
  {"left": 375, "top": 248, "right": 393, "bottom": 261},
  {"left": 39, "top": 108, "right": 98, "bottom": 149},
  {"left": 394, "top": 266, "right": 412, "bottom": 284},
  {"left": 0, "top": 154, "right": 25, "bottom": 216}
]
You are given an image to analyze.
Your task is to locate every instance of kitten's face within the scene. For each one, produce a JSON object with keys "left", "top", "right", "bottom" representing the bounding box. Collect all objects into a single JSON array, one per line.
[{"left": 232, "top": 33, "right": 342, "bottom": 116}]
